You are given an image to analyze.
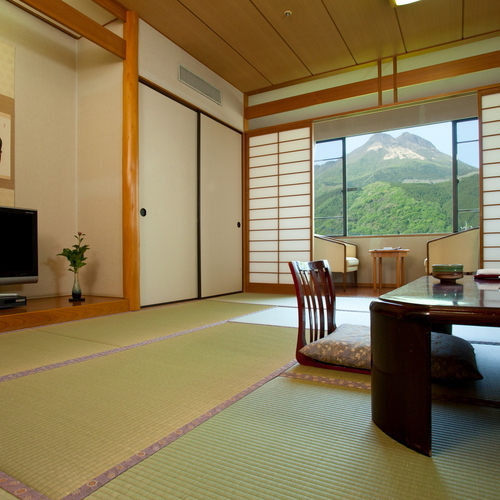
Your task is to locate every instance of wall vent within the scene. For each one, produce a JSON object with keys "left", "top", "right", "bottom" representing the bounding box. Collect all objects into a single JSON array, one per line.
[{"left": 179, "top": 66, "right": 222, "bottom": 105}]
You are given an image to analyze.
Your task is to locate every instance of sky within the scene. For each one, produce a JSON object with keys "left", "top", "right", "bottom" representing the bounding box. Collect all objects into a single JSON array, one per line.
[{"left": 315, "top": 120, "right": 479, "bottom": 168}]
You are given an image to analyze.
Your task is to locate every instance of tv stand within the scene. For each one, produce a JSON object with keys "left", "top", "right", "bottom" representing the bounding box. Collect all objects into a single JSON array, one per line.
[
  {"left": 0, "top": 295, "right": 129, "bottom": 333},
  {"left": 0, "top": 295, "right": 26, "bottom": 309}
]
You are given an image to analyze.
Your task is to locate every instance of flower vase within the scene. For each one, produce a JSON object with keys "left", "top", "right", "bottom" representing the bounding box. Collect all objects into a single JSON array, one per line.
[{"left": 69, "top": 270, "right": 85, "bottom": 302}]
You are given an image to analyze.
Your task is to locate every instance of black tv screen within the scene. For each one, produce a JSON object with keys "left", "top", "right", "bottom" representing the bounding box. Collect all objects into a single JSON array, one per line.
[{"left": 0, "top": 206, "right": 38, "bottom": 285}]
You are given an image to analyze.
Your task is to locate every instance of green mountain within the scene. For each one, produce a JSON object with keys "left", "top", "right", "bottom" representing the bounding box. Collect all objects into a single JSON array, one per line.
[{"left": 315, "top": 132, "right": 479, "bottom": 236}]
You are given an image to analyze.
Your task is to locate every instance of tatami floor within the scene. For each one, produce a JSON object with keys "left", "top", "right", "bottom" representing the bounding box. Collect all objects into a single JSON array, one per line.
[{"left": 0, "top": 286, "right": 499, "bottom": 500}]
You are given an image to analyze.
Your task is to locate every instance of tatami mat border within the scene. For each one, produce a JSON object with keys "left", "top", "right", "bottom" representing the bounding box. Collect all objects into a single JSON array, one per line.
[
  {"left": 0, "top": 472, "right": 52, "bottom": 500},
  {"left": 1, "top": 304, "right": 279, "bottom": 384},
  {"left": 59, "top": 360, "right": 296, "bottom": 500},
  {"left": 0, "top": 320, "right": 230, "bottom": 383},
  {"left": 280, "top": 371, "right": 371, "bottom": 390}
]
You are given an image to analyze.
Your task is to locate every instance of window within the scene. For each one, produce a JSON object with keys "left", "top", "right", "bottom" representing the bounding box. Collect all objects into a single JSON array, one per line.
[{"left": 314, "top": 119, "right": 479, "bottom": 236}]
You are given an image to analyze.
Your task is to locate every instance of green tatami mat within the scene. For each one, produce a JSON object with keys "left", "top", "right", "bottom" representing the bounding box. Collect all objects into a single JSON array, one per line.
[
  {"left": 0, "top": 322, "right": 295, "bottom": 500},
  {"left": 0, "top": 330, "right": 112, "bottom": 378},
  {"left": 88, "top": 377, "right": 500, "bottom": 500},
  {"left": 284, "top": 362, "right": 371, "bottom": 388},
  {"left": 35, "top": 300, "right": 273, "bottom": 347},
  {"left": 212, "top": 292, "right": 297, "bottom": 307}
]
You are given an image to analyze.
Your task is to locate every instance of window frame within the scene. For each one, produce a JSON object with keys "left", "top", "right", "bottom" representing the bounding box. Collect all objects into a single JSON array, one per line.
[{"left": 314, "top": 118, "right": 479, "bottom": 237}]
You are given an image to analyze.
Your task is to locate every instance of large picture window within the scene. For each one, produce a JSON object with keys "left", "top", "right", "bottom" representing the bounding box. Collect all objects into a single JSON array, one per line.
[{"left": 314, "top": 119, "right": 479, "bottom": 236}]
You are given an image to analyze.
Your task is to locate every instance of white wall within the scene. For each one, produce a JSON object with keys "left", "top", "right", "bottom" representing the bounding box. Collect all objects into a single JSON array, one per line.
[
  {"left": 0, "top": 1, "right": 78, "bottom": 298},
  {"left": 138, "top": 21, "right": 244, "bottom": 131},
  {"left": 76, "top": 23, "right": 123, "bottom": 297}
]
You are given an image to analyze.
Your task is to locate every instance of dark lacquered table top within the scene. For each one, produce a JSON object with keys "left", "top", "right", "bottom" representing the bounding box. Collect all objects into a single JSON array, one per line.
[{"left": 380, "top": 275, "right": 500, "bottom": 309}]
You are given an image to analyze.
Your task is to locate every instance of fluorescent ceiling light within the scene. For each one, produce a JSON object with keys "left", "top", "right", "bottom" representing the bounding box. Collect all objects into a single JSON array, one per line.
[{"left": 391, "top": 0, "right": 421, "bottom": 6}]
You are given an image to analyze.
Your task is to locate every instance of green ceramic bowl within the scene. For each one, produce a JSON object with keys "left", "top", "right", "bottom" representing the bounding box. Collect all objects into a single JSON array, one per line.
[{"left": 432, "top": 264, "right": 464, "bottom": 282}]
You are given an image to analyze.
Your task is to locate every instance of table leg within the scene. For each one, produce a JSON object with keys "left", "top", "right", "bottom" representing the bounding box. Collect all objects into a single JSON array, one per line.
[
  {"left": 372, "top": 255, "right": 377, "bottom": 291},
  {"left": 370, "top": 300, "right": 432, "bottom": 456}
]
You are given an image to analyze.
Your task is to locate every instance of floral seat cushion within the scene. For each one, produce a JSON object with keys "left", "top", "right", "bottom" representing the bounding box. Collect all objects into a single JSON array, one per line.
[{"left": 300, "top": 326, "right": 483, "bottom": 381}]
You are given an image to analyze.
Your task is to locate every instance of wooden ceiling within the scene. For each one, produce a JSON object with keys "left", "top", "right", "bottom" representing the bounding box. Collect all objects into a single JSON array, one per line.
[{"left": 89, "top": 0, "right": 500, "bottom": 94}]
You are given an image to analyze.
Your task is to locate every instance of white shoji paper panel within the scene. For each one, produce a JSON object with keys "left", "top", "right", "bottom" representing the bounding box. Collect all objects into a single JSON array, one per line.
[
  {"left": 279, "top": 217, "right": 311, "bottom": 229},
  {"left": 483, "top": 191, "right": 500, "bottom": 204},
  {"left": 279, "top": 206, "right": 310, "bottom": 218},
  {"left": 250, "top": 240, "right": 279, "bottom": 251},
  {"left": 483, "top": 93, "right": 500, "bottom": 107},
  {"left": 483, "top": 121, "right": 500, "bottom": 136},
  {"left": 249, "top": 155, "right": 278, "bottom": 168},
  {"left": 249, "top": 133, "right": 278, "bottom": 147},
  {"left": 249, "top": 176, "right": 278, "bottom": 189},
  {"left": 483, "top": 164, "right": 500, "bottom": 178},
  {"left": 248, "top": 126, "right": 311, "bottom": 285},
  {"left": 483, "top": 177, "right": 500, "bottom": 190},
  {"left": 250, "top": 219, "right": 278, "bottom": 230},
  {"left": 279, "top": 150, "right": 310, "bottom": 164},
  {"left": 249, "top": 143, "right": 278, "bottom": 157},
  {"left": 280, "top": 161, "right": 310, "bottom": 174},
  {"left": 250, "top": 198, "right": 278, "bottom": 210},
  {"left": 279, "top": 184, "right": 310, "bottom": 197},
  {"left": 250, "top": 273, "right": 279, "bottom": 283},
  {"left": 483, "top": 233, "right": 500, "bottom": 246},
  {"left": 250, "top": 262, "right": 278, "bottom": 273},
  {"left": 279, "top": 138, "right": 311, "bottom": 152},
  {"left": 249, "top": 164, "right": 278, "bottom": 177},
  {"left": 279, "top": 172, "right": 310, "bottom": 185},
  {"left": 279, "top": 128, "right": 310, "bottom": 141},
  {"left": 251, "top": 252, "right": 278, "bottom": 264},
  {"left": 484, "top": 205, "right": 500, "bottom": 218},
  {"left": 481, "top": 91, "right": 500, "bottom": 266},
  {"left": 483, "top": 220, "right": 500, "bottom": 232},
  {"left": 249, "top": 208, "right": 279, "bottom": 219},
  {"left": 484, "top": 149, "right": 500, "bottom": 163},
  {"left": 280, "top": 240, "right": 310, "bottom": 251},
  {"left": 279, "top": 195, "right": 310, "bottom": 207}
]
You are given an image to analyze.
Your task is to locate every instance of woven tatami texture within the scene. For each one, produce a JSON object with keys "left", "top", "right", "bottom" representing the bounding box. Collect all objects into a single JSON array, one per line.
[
  {"left": 88, "top": 377, "right": 500, "bottom": 500},
  {"left": 34, "top": 300, "right": 273, "bottom": 347},
  {"left": 0, "top": 322, "right": 295, "bottom": 500},
  {"left": 0, "top": 330, "right": 112, "bottom": 377}
]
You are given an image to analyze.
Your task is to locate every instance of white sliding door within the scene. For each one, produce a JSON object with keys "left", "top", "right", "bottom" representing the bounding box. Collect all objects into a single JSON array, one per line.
[
  {"left": 200, "top": 114, "right": 242, "bottom": 297},
  {"left": 139, "top": 84, "right": 198, "bottom": 306}
]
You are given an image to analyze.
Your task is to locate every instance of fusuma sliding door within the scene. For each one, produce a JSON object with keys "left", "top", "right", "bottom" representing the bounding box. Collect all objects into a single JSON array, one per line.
[
  {"left": 200, "top": 114, "right": 242, "bottom": 297},
  {"left": 139, "top": 83, "right": 198, "bottom": 306}
]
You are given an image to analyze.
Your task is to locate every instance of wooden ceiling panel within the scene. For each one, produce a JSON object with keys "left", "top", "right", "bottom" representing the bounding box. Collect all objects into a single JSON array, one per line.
[
  {"left": 463, "top": 0, "right": 500, "bottom": 38},
  {"left": 176, "top": 0, "right": 311, "bottom": 85},
  {"left": 322, "top": 0, "right": 405, "bottom": 64},
  {"left": 395, "top": 0, "right": 463, "bottom": 52},
  {"left": 251, "top": 0, "right": 356, "bottom": 75},
  {"left": 118, "top": 0, "right": 272, "bottom": 92},
  {"left": 87, "top": 0, "right": 500, "bottom": 93}
]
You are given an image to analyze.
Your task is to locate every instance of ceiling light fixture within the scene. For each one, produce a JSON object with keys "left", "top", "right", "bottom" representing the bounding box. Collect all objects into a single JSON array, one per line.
[
  {"left": 390, "top": 0, "right": 421, "bottom": 6},
  {"left": 284, "top": 10, "right": 292, "bottom": 17}
]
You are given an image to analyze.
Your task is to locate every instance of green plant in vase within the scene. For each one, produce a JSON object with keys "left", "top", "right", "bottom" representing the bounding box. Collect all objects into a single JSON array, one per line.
[{"left": 57, "top": 232, "right": 89, "bottom": 301}]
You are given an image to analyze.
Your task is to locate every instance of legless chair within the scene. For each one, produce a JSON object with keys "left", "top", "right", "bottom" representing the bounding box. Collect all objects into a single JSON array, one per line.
[
  {"left": 313, "top": 235, "right": 359, "bottom": 291},
  {"left": 288, "top": 260, "right": 370, "bottom": 374},
  {"left": 425, "top": 227, "right": 480, "bottom": 274}
]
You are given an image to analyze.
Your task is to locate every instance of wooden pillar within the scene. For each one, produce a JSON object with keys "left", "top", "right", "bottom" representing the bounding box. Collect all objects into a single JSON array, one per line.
[{"left": 122, "top": 11, "right": 140, "bottom": 310}]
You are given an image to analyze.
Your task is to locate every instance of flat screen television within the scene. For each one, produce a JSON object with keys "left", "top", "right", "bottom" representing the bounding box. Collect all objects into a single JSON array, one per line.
[{"left": 0, "top": 206, "right": 38, "bottom": 285}]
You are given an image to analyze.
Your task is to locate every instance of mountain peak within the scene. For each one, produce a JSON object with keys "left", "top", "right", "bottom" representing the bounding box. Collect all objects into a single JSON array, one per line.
[{"left": 358, "top": 132, "right": 442, "bottom": 162}]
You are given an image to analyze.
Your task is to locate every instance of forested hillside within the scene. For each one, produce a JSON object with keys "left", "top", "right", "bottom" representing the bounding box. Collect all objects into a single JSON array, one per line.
[{"left": 315, "top": 132, "right": 479, "bottom": 235}]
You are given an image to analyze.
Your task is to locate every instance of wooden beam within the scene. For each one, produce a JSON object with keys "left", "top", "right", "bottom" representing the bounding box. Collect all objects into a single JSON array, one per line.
[
  {"left": 20, "top": 0, "right": 126, "bottom": 59},
  {"left": 246, "top": 51, "right": 500, "bottom": 120},
  {"left": 122, "top": 10, "right": 140, "bottom": 311},
  {"left": 91, "top": 0, "right": 127, "bottom": 22}
]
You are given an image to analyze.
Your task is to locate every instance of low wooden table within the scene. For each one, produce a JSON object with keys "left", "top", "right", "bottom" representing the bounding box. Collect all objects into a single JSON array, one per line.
[
  {"left": 370, "top": 275, "right": 500, "bottom": 456},
  {"left": 369, "top": 248, "right": 410, "bottom": 291}
]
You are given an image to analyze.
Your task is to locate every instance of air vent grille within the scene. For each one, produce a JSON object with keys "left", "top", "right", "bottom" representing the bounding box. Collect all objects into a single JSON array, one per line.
[{"left": 179, "top": 66, "right": 222, "bottom": 105}]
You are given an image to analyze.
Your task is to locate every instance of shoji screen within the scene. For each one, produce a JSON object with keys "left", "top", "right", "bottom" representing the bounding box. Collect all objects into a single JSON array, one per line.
[
  {"left": 481, "top": 89, "right": 500, "bottom": 268},
  {"left": 247, "top": 126, "right": 312, "bottom": 289}
]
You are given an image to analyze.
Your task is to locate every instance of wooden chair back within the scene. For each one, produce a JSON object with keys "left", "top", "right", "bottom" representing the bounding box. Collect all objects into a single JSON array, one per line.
[{"left": 288, "top": 260, "right": 337, "bottom": 365}]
